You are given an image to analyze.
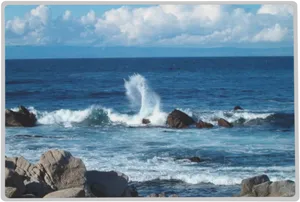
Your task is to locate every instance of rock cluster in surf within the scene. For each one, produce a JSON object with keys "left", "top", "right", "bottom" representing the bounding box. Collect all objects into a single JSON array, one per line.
[
  {"left": 5, "top": 106, "right": 37, "bottom": 127},
  {"left": 5, "top": 149, "right": 137, "bottom": 198}
]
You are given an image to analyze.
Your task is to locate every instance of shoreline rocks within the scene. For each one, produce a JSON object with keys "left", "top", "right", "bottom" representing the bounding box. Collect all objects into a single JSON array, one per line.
[
  {"left": 217, "top": 118, "right": 233, "bottom": 128},
  {"left": 196, "top": 120, "right": 213, "bottom": 128},
  {"left": 5, "top": 149, "right": 138, "bottom": 198},
  {"left": 5, "top": 106, "right": 37, "bottom": 127}
]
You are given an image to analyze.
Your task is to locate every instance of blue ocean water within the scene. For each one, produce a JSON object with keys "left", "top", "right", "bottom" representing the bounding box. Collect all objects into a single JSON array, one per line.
[{"left": 5, "top": 57, "right": 295, "bottom": 197}]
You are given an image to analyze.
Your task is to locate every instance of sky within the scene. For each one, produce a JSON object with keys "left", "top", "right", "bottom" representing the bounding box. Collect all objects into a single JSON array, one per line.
[{"left": 4, "top": 4, "right": 295, "bottom": 58}]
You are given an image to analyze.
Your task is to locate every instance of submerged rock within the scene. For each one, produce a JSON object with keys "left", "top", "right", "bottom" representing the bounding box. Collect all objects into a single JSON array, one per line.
[
  {"left": 188, "top": 157, "right": 203, "bottom": 163},
  {"left": 167, "top": 109, "right": 195, "bottom": 128},
  {"left": 5, "top": 106, "right": 37, "bottom": 127},
  {"left": 234, "top": 106, "right": 243, "bottom": 111},
  {"left": 196, "top": 120, "right": 213, "bottom": 128},
  {"left": 217, "top": 118, "right": 233, "bottom": 128}
]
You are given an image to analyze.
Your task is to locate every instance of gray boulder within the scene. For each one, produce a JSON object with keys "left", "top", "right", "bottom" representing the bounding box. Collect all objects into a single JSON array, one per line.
[
  {"left": 38, "top": 149, "right": 86, "bottom": 190},
  {"left": 252, "top": 181, "right": 272, "bottom": 196},
  {"left": 86, "top": 170, "right": 131, "bottom": 197},
  {"left": 5, "top": 168, "right": 25, "bottom": 197},
  {"left": 43, "top": 188, "right": 85, "bottom": 198},
  {"left": 268, "top": 180, "right": 295, "bottom": 197},
  {"left": 5, "top": 187, "right": 20, "bottom": 198},
  {"left": 240, "top": 175, "right": 270, "bottom": 196}
]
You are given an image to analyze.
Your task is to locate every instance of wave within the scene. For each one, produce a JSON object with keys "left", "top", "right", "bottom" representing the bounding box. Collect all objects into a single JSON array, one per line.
[{"left": 9, "top": 74, "right": 294, "bottom": 128}]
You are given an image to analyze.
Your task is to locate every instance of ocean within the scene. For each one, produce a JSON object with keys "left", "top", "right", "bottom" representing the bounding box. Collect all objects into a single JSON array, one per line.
[{"left": 5, "top": 56, "right": 295, "bottom": 197}]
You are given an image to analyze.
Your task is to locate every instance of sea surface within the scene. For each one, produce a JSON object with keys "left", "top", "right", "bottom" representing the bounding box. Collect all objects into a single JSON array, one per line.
[{"left": 5, "top": 57, "right": 295, "bottom": 197}]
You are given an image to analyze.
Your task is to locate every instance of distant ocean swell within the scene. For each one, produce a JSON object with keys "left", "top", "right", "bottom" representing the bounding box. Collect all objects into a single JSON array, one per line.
[{"left": 10, "top": 74, "right": 294, "bottom": 128}]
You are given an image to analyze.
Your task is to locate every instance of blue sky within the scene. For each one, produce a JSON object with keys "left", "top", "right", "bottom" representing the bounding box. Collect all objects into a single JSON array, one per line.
[{"left": 5, "top": 4, "right": 294, "bottom": 58}]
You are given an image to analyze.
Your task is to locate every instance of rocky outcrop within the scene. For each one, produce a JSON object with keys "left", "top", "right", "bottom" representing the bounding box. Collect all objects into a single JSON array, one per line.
[
  {"left": 239, "top": 175, "right": 295, "bottom": 197},
  {"left": 5, "top": 149, "right": 138, "bottom": 198},
  {"left": 167, "top": 109, "right": 195, "bottom": 128},
  {"left": 5, "top": 106, "right": 37, "bottom": 127},
  {"left": 196, "top": 121, "right": 213, "bottom": 128},
  {"left": 217, "top": 118, "right": 233, "bottom": 128}
]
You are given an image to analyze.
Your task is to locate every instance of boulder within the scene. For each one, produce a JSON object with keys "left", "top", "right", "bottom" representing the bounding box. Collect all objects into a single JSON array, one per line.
[
  {"left": 38, "top": 150, "right": 86, "bottom": 190},
  {"left": 252, "top": 181, "right": 272, "bottom": 196},
  {"left": 142, "top": 118, "right": 150, "bottom": 124},
  {"left": 196, "top": 121, "right": 213, "bottom": 128},
  {"left": 5, "top": 106, "right": 37, "bottom": 127},
  {"left": 24, "top": 179, "right": 54, "bottom": 197},
  {"left": 217, "top": 118, "right": 233, "bottom": 128},
  {"left": 5, "top": 187, "right": 20, "bottom": 198},
  {"left": 234, "top": 106, "right": 243, "bottom": 111},
  {"left": 86, "top": 170, "right": 130, "bottom": 197},
  {"left": 167, "top": 109, "right": 195, "bottom": 128},
  {"left": 240, "top": 175, "right": 270, "bottom": 196},
  {"left": 43, "top": 188, "right": 85, "bottom": 198},
  {"left": 268, "top": 180, "right": 295, "bottom": 197},
  {"left": 4, "top": 168, "right": 25, "bottom": 195}
]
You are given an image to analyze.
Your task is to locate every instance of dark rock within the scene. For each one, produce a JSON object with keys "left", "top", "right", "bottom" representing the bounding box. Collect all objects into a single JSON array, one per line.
[
  {"left": 240, "top": 175, "right": 270, "bottom": 196},
  {"left": 196, "top": 120, "right": 213, "bottom": 128},
  {"left": 20, "top": 194, "right": 36, "bottom": 198},
  {"left": 167, "top": 109, "right": 195, "bottom": 128},
  {"left": 24, "top": 179, "right": 54, "bottom": 197},
  {"left": 38, "top": 149, "right": 86, "bottom": 190},
  {"left": 43, "top": 188, "right": 85, "bottom": 198},
  {"left": 5, "top": 106, "right": 37, "bottom": 127},
  {"left": 142, "top": 118, "right": 150, "bottom": 124},
  {"left": 234, "top": 106, "right": 243, "bottom": 110},
  {"left": 5, "top": 168, "right": 25, "bottom": 197},
  {"left": 217, "top": 118, "right": 233, "bottom": 128},
  {"left": 188, "top": 157, "right": 203, "bottom": 163},
  {"left": 86, "top": 170, "right": 130, "bottom": 197}
]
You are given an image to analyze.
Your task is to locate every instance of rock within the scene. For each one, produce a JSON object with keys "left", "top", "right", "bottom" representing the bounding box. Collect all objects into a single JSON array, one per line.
[
  {"left": 252, "top": 181, "right": 272, "bottom": 196},
  {"left": 21, "top": 194, "right": 36, "bottom": 198},
  {"left": 122, "top": 185, "right": 139, "bottom": 197},
  {"left": 38, "top": 149, "right": 86, "bottom": 190},
  {"left": 188, "top": 157, "right": 203, "bottom": 163},
  {"left": 5, "top": 187, "right": 20, "bottom": 198},
  {"left": 196, "top": 120, "right": 213, "bottom": 128},
  {"left": 5, "top": 168, "right": 25, "bottom": 196},
  {"left": 240, "top": 175, "right": 270, "bottom": 196},
  {"left": 5, "top": 106, "right": 37, "bottom": 127},
  {"left": 24, "top": 179, "right": 54, "bottom": 197},
  {"left": 268, "top": 180, "right": 295, "bottom": 197},
  {"left": 234, "top": 106, "right": 243, "bottom": 110},
  {"left": 86, "top": 170, "right": 130, "bottom": 197},
  {"left": 43, "top": 188, "right": 85, "bottom": 198},
  {"left": 167, "top": 109, "right": 195, "bottom": 128},
  {"left": 217, "top": 118, "right": 233, "bottom": 128},
  {"left": 142, "top": 118, "right": 150, "bottom": 124}
]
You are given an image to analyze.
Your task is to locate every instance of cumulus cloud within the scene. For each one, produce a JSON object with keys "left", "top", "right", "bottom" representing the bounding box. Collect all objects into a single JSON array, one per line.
[
  {"left": 252, "top": 24, "right": 288, "bottom": 42},
  {"left": 63, "top": 10, "right": 71, "bottom": 21},
  {"left": 5, "top": 4, "right": 294, "bottom": 47},
  {"left": 80, "top": 10, "right": 96, "bottom": 25},
  {"left": 257, "top": 4, "right": 293, "bottom": 16}
]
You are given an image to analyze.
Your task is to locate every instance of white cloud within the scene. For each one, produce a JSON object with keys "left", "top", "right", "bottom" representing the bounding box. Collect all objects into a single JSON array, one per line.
[
  {"left": 257, "top": 4, "right": 293, "bottom": 16},
  {"left": 252, "top": 24, "right": 288, "bottom": 42},
  {"left": 80, "top": 10, "right": 96, "bottom": 25},
  {"left": 29, "top": 5, "right": 49, "bottom": 25},
  {"left": 6, "top": 17, "right": 26, "bottom": 35},
  {"left": 63, "top": 10, "right": 71, "bottom": 21},
  {"left": 5, "top": 4, "right": 293, "bottom": 46}
]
